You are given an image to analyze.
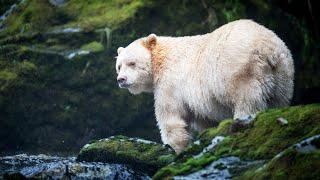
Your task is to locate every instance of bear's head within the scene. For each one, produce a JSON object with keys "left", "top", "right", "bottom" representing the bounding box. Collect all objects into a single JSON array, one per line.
[{"left": 115, "top": 34, "right": 157, "bottom": 94}]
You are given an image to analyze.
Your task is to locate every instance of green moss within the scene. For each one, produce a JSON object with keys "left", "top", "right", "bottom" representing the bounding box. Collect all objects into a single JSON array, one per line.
[
  {"left": 77, "top": 135, "right": 176, "bottom": 175},
  {"left": 158, "top": 154, "right": 176, "bottom": 164},
  {"left": 17, "top": 61, "right": 37, "bottom": 73},
  {"left": 153, "top": 153, "right": 217, "bottom": 180},
  {"left": 2, "top": 0, "right": 57, "bottom": 34},
  {"left": 81, "top": 41, "right": 104, "bottom": 52},
  {"left": 200, "top": 119, "right": 233, "bottom": 140},
  {"left": 154, "top": 104, "right": 320, "bottom": 179},
  {"left": 1, "top": 0, "right": 153, "bottom": 35},
  {"left": 66, "top": 0, "right": 152, "bottom": 30},
  {"left": 0, "top": 70, "right": 18, "bottom": 81},
  {"left": 0, "top": 70, "right": 20, "bottom": 91},
  {"left": 213, "top": 104, "right": 320, "bottom": 159},
  {"left": 239, "top": 149, "right": 320, "bottom": 180},
  {"left": 177, "top": 119, "right": 233, "bottom": 159}
]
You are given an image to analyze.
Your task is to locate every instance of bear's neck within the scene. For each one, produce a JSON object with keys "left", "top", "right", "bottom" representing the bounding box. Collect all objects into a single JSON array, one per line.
[
  {"left": 149, "top": 36, "right": 206, "bottom": 84},
  {"left": 149, "top": 39, "right": 167, "bottom": 83}
]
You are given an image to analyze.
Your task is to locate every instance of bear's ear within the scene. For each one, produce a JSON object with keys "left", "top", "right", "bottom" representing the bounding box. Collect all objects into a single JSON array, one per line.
[
  {"left": 117, "top": 47, "right": 124, "bottom": 55},
  {"left": 145, "top": 33, "right": 157, "bottom": 49}
]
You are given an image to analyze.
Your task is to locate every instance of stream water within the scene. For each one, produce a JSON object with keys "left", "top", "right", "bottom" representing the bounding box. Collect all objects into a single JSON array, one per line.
[{"left": 0, "top": 154, "right": 150, "bottom": 179}]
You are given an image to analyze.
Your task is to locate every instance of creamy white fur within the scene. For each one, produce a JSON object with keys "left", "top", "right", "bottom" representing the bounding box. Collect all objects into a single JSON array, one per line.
[{"left": 116, "top": 20, "right": 294, "bottom": 153}]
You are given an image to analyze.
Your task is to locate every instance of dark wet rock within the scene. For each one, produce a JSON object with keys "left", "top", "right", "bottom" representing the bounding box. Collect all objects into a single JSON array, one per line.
[
  {"left": 193, "top": 136, "right": 225, "bottom": 158},
  {"left": 293, "top": 135, "right": 320, "bottom": 154},
  {"left": 3, "top": 172, "right": 27, "bottom": 180},
  {"left": 235, "top": 114, "right": 257, "bottom": 123},
  {"left": 229, "top": 119, "right": 254, "bottom": 133},
  {"left": 77, "top": 135, "right": 176, "bottom": 175},
  {"left": 0, "top": 154, "right": 150, "bottom": 179},
  {"left": 174, "top": 156, "right": 264, "bottom": 180}
]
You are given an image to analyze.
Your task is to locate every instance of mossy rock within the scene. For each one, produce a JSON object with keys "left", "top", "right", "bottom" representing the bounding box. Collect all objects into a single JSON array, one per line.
[
  {"left": 238, "top": 135, "right": 320, "bottom": 179},
  {"left": 154, "top": 104, "right": 320, "bottom": 179},
  {"left": 77, "top": 135, "right": 176, "bottom": 175},
  {"left": 0, "top": 0, "right": 152, "bottom": 35},
  {"left": 212, "top": 104, "right": 320, "bottom": 160}
]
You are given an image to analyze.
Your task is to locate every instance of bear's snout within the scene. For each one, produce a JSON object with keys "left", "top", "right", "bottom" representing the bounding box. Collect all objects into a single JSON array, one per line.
[
  {"left": 117, "top": 76, "right": 129, "bottom": 88},
  {"left": 117, "top": 76, "right": 127, "bottom": 83}
]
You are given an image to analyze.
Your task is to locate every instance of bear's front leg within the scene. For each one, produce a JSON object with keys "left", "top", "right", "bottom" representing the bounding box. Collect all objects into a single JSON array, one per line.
[{"left": 155, "top": 98, "right": 190, "bottom": 154}]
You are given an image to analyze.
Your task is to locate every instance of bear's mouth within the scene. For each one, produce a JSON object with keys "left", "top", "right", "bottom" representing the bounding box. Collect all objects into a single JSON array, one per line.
[{"left": 118, "top": 82, "right": 132, "bottom": 88}]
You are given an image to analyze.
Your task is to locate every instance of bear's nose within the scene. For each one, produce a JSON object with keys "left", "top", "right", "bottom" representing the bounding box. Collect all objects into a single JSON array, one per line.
[{"left": 117, "top": 76, "right": 127, "bottom": 84}]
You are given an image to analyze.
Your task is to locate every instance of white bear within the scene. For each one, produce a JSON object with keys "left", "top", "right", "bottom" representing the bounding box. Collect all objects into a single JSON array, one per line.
[{"left": 115, "top": 19, "right": 294, "bottom": 153}]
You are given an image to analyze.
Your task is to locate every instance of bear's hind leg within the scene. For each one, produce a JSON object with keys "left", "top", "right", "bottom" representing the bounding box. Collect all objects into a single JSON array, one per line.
[{"left": 233, "top": 80, "right": 268, "bottom": 123}]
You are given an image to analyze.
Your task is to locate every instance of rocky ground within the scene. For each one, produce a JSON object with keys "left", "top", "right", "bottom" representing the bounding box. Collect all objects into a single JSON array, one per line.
[
  {"left": 2, "top": 105, "right": 320, "bottom": 178},
  {"left": 0, "top": 154, "right": 150, "bottom": 179},
  {"left": 77, "top": 104, "right": 320, "bottom": 179}
]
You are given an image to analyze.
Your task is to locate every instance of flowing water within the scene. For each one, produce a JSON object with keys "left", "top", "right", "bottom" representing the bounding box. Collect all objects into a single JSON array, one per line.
[{"left": 0, "top": 154, "right": 150, "bottom": 179}]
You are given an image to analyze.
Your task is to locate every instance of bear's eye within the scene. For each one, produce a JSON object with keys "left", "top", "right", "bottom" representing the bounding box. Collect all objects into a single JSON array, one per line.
[
  {"left": 117, "top": 65, "right": 121, "bottom": 72},
  {"left": 127, "top": 62, "right": 136, "bottom": 67}
]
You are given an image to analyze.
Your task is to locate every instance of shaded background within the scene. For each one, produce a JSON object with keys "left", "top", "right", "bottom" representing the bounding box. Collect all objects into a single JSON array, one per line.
[{"left": 0, "top": 0, "right": 319, "bottom": 154}]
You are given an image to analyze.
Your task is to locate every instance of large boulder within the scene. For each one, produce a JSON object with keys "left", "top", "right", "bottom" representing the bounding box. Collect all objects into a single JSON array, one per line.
[{"left": 77, "top": 135, "right": 176, "bottom": 175}]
